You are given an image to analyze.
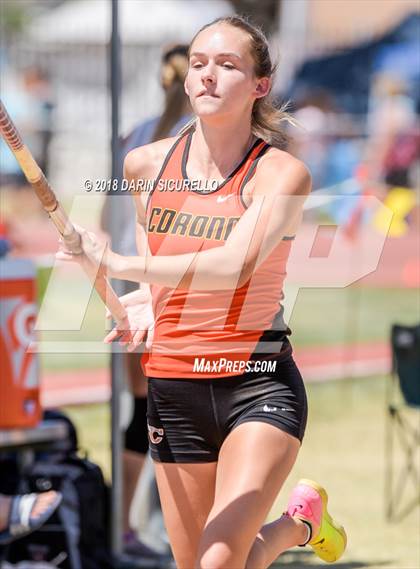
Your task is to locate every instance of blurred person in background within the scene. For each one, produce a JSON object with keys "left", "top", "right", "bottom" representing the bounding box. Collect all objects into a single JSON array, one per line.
[
  {"left": 22, "top": 65, "right": 55, "bottom": 178},
  {"left": 0, "top": 72, "right": 30, "bottom": 190},
  {"left": 364, "top": 73, "right": 418, "bottom": 191},
  {"left": 1, "top": 66, "right": 54, "bottom": 230},
  {"left": 288, "top": 90, "right": 337, "bottom": 191},
  {"left": 101, "top": 43, "right": 191, "bottom": 559},
  {"left": 0, "top": 67, "right": 54, "bottom": 188},
  {"left": 290, "top": 90, "right": 362, "bottom": 192},
  {"left": 362, "top": 73, "right": 419, "bottom": 237}
]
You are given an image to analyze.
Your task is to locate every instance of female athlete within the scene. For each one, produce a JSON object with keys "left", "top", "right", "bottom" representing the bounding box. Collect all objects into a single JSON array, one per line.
[{"left": 57, "top": 16, "right": 347, "bottom": 569}]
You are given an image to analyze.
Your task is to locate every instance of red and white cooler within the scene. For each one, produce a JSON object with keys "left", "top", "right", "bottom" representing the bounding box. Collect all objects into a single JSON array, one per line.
[{"left": 0, "top": 258, "right": 41, "bottom": 428}]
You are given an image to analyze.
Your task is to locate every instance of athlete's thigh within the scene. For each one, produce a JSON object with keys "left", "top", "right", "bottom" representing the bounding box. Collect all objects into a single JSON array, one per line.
[
  {"left": 153, "top": 460, "right": 217, "bottom": 569},
  {"left": 196, "top": 422, "right": 300, "bottom": 566}
]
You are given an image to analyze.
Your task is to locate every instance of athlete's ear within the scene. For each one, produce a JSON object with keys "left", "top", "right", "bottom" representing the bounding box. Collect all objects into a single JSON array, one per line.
[
  {"left": 184, "top": 78, "right": 190, "bottom": 97},
  {"left": 254, "top": 77, "right": 271, "bottom": 99}
]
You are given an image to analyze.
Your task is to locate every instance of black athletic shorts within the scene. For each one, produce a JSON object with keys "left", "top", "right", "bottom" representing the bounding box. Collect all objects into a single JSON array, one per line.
[{"left": 146, "top": 353, "right": 308, "bottom": 463}]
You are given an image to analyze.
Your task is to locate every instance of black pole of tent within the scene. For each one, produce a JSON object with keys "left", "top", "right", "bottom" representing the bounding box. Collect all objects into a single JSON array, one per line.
[{"left": 110, "top": 0, "right": 124, "bottom": 559}]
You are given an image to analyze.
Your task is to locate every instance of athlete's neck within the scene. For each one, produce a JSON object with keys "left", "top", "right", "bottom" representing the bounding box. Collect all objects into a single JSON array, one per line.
[{"left": 187, "top": 119, "right": 256, "bottom": 182}]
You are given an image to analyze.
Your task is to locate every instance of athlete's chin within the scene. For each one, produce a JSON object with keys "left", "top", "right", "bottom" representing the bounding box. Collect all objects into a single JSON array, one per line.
[
  {"left": 194, "top": 99, "right": 223, "bottom": 113},
  {"left": 193, "top": 100, "right": 235, "bottom": 120},
  {"left": 195, "top": 108, "right": 222, "bottom": 119}
]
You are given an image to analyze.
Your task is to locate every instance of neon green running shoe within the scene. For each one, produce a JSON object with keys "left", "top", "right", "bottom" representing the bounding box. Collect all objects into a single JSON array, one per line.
[{"left": 286, "top": 478, "right": 347, "bottom": 563}]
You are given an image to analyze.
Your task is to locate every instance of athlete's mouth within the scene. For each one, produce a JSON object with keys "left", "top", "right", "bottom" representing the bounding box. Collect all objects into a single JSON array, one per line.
[{"left": 197, "top": 91, "right": 220, "bottom": 98}]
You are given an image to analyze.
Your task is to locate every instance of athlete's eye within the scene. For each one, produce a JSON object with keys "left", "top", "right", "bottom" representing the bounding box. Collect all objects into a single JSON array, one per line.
[
  {"left": 191, "top": 62, "right": 203, "bottom": 69},
  {"left": 222, "top": 63, "right": 235, "bottom": 70}
]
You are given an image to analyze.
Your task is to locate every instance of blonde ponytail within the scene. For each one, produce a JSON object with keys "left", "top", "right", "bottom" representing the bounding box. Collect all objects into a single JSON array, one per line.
[{"left": 151, "top": 45, "right": 190, "bottom": 142}]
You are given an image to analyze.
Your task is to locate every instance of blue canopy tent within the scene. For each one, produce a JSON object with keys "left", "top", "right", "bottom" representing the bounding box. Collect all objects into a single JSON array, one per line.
[{"left": 285, "top": 13, "right": 420, "bottom": 115}]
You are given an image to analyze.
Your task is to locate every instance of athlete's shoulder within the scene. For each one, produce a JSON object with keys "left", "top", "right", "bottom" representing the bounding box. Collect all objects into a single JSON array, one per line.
[
  {"left": 124, "top": 136, "right": 180, "bottom": 181},
  {"left": 256, "top": 146, "right": 312, "bottom": 196}
]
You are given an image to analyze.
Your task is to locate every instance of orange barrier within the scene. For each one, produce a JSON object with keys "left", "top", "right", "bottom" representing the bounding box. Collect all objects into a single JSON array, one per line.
[{"left": 0, "top": 258, "right": 41, "bottom": 428}]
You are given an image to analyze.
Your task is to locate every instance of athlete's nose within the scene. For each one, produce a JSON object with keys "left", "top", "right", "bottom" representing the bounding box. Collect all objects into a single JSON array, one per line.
[
  {"left": 202, "top": 74, "right": 215, "bottom": 87},
  {"left": 201, "top": 65, "right": 216, "bottom": 86}
]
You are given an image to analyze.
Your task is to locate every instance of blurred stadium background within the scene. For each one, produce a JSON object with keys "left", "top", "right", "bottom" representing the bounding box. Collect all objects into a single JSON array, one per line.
[{"left": 0, "top": 1, "right": 419, "bottom": 568}]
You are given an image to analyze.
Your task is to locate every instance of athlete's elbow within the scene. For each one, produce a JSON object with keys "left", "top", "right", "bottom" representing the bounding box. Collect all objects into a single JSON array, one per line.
[
  {"left": 194, "top": 265, "right": 243, "bottom": 291},
  {"left": 216, "top": 259, "right": 253, "bottom": 290},
  {"left": 219, "top": 248, "right": 256, "bottom": 289},
  {"left": 193, "top": 250, "right": 253, "bottom": 290}
]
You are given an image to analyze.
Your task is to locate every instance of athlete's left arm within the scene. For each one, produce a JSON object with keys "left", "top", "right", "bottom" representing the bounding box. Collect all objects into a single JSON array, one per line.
[{"left": 70, "top": 154, "right": 311, "bottom": 290}]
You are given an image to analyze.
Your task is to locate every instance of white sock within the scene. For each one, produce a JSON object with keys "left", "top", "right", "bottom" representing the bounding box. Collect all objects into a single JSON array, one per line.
[{"left": 301, "top": 520, "right": 312, "bottom": 546}]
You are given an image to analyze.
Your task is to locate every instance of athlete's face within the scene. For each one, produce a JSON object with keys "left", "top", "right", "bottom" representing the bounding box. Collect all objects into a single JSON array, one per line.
[{"left": 185, "top": 24, "right": 270, "bottom": 122}]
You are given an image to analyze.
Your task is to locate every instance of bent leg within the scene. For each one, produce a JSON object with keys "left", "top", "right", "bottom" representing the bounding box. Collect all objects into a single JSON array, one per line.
[
  {"left": 154, "top": 460, "right": 217, "bottom": 569},
  {"left": 246, "top": 514, "right": 308, "bottom": 568},
  {"left": 195, "top": 422, "right": 304, "bottom": 569}
]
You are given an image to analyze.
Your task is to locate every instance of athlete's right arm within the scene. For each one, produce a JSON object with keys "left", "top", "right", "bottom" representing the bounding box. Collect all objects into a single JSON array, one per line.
[{"left": 103, "top": 140, "right": 173, "bottom": 349}]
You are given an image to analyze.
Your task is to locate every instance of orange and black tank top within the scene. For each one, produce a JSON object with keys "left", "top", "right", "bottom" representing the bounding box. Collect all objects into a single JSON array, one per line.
[{"left": 141, "top": 131, "right": 294, "bottom": 379}]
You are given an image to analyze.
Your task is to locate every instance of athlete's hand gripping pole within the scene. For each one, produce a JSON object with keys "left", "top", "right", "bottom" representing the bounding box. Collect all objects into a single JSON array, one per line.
[{"left": 0, "top": 99, "right": 129, "bottom": 330}]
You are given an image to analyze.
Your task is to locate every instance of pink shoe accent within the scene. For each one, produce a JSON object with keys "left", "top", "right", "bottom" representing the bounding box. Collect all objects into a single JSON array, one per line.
[{"left": 286, "top": 483, "right": 323, "bottom": 534}]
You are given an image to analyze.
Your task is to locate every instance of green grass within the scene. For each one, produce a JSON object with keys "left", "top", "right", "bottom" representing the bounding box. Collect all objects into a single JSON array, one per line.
[
  {"left": 37, "top": 272, "right": 109, "bottom": 371},
  {"left": 36, "top": 266, "right": 53, "bottom": 305},
  {"left": 64, "top": 375, "right": 419, "bottom": 568},
  {"left": 289, "top": 287, "right": 420, "bottom": 347}
]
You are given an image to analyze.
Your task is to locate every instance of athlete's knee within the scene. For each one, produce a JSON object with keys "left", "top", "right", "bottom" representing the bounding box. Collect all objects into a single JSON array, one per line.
[
  {"left": 195, "top": 540, "right": 266, "bottom": 569},
  {"left": 195, "top": 532, "right": 251, "bottom": 569},
  {"left": 195, "top": 541, "right": 245, "bottom": 569}
]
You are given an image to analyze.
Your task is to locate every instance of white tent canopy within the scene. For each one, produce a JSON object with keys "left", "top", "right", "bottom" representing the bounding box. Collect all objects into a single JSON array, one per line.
[{"left": 29, "top": 0, "right": 234, "bottom": 44}]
